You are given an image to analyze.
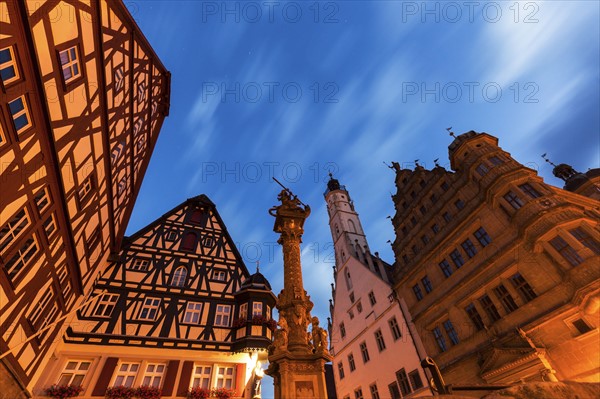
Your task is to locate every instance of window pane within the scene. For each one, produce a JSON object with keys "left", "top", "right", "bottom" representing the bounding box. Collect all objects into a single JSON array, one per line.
[
  {"left": 79, "top": 362, "right": 91, "bottom": 371},
  {"left": 59, "top": 51, "right": 69, "bottom": 64},
  {"left": 9, "top": 97, "right": 24, "bottom": 114},
  {"left": 71, "top": 375, "right": 84, "bottom": 386},
  {"left": 124, "top": 376, "right": 134, "bottom": 387},
  {"left": 62, "top": 67, "right": 72, "bottom": 80},
  {"left": 1, "top": 66, "right": 16, "bottom": 81},
  {"left": 0, "top": 48, "right": 10, "bottom": 63},
  {"left": 57, "top": 374, "right": 72, "bottom": 386}
]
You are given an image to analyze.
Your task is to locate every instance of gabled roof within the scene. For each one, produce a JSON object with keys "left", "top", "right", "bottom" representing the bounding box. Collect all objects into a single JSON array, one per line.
[{"left": 122, "top": 194, "right": 250, "bottom": 277}]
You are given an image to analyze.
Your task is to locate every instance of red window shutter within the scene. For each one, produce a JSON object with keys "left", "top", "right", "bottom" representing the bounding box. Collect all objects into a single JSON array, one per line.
[
  {"left": 161, "top": 360, "right": 180, "bottom": 396},
  {"left": 91, "top": 357, "right": 118, "bottom": 396},
  {"left": 235, "top": 363, "right": 245, "bottom": 394},
  {"left": 181, "top": 232, "right": 197, "bottom": 251},
  {"left": 190, "top": 209, "right": 207, "bottom": 225},
  {"left": 177, "top": 361, "right": 194, "bottom": 396}
]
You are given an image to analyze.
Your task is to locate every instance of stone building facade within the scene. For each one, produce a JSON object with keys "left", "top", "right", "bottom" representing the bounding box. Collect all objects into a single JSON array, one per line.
[{"left": 391, "top": 131, "right": 600, "bottom": 384}]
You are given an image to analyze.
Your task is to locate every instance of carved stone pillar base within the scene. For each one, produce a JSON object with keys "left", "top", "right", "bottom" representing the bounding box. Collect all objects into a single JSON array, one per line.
[{"left": 266, "top": 352, "right": 332, "bottom": 399}]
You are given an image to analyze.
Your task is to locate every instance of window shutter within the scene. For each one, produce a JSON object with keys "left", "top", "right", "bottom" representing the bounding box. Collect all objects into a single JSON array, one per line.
[
  {"left": 177, "top": 361, "right": 194, "bottom": 396},
  {"left": 161, "top": 360, "right": 180, "bottom": 396},
  {"left": 91, "top": 357, "right": 118, "bottom": 396}
]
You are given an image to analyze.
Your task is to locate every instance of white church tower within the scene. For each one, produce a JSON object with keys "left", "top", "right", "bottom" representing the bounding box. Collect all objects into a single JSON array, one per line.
[
  {"left": 325, "top": 174, "right": 388, "bottom": 281},
  {"left": 325, "top": 174, "right": 432, "bottom": 399}
]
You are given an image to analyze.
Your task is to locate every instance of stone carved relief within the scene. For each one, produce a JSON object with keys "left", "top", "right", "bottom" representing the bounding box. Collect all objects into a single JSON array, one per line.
[
  {"left": 295, "top": 381, "right": 314, "bottom": 398},
  {"left": 269, "top": 318, "right": 289, "bottom": 355},
  {"left": 310, "top": 317, "right": 329, "bottom": 355}
]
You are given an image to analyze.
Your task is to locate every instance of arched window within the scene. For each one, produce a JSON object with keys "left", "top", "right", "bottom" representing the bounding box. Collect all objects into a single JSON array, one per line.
[
  {"left": 181, "top": 232, "right": 197, "bottom": 251},
  {"left": 345, "top": 270, "right": 352, "bottom": 290},
  {"left": 348, "top": 220, "right": 356, "bottom": 233},
  {"left": 171, "top": 266, "right": 187, "bottom": 287},
  {"left": 335, "top": 224, "right": 340, "bottom": 238}
]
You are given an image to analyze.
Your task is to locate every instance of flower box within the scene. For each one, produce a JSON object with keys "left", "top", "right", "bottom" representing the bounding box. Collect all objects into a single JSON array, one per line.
[
  {"left": 44, "top": 384, "right": 84, "bottom": 399},
  {"left": 136, "top": 386, "right": 162, "bottom": 399},
  {"left": 105, "top": 386, "right": 136, "bottom": 399}
]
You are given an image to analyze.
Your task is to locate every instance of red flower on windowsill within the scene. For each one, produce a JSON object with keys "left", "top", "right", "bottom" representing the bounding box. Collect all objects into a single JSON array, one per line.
[
  {"left": 212, "top": 388, "right": 236, "bottom": 399},
  {"left": 44, "top": 384, "right": 84, "bottom": 399},
  {"left": 105, "top": 386, "right": 136, "bottom": 399},
  {"left": 232, "top": 318, "right": 247, "bottom": 328},
  {"left": 135, "top": 386, "right": 162, "bottom": 399},
  {"left": 251, "top": 315, "right": 277, "bottom": 331},
  {"left": 251, "top": 315, "right": 267, "bottom": 325},
  {"left": 188, "top": 387, "right": 211, "bottom": 399}
]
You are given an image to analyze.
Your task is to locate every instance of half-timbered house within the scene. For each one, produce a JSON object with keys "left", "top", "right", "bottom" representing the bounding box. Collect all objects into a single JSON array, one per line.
[
  {"left": 0, "top": 1, "right": 170, "bottom": 396},
  {"left": 33, "top": 195, "right": 276, "bottom": 399}
]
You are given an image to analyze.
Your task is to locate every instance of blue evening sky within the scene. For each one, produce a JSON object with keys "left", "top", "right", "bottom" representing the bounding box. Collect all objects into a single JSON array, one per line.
[{"left": 126, "top": 0, "right": 599, "bottom": 392}]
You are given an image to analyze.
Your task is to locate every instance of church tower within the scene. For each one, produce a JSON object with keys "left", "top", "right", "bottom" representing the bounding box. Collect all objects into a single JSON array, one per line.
[
  {"left": 325, "top": 174, "right": 387, "bottom": 281},
  {"left": 325, "top": 175, "right": 430, "bottom": 399}
]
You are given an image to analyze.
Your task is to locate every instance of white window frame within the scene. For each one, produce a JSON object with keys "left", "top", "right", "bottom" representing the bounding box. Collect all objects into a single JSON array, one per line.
[
  {"left": 183, "top": 302, "right": 202, "bottom": 324},
  {"left": 57, "top": 263, "right": 73, "bottom": 303},
  {"left": 94, "top": 293, "right": 119, "bottom": 317},
  {"left": 56, "top": 360, "right": 92, "bottom": 386},
  {"left": 43, "top": 214, "right": 57, "bottom": 239},
  {"left": 171, "top": 266, "right": 188, "bottom": 287},
  {"left": 142, "top": 363, "right": 166, "bottom": 387},
  {"left": 252, "top": 302, "right": 263, "bottom": 317},
  {"left": 34, "top": 187, "right": 51, "bottom": 214},
  {"left": 27, "top": 287, "right": 58, "bottom": 332},
  {"left": 112, "top": 362, "right": 140, "bottom": 387},
  {"left": 0, "top": 208, "right": 30, "bottom": 254},
  {"left": 5, "top": 235, "right": 38, "bottom": 280},
  {"left": 215, "top": 365, "right": 235, "bottom": 389},
  {"left": 139, "top": 297, "right": 161, "bottom": 321},
  {"left": 239, "top": 303, "right": 247, "bottom": 319},
  {"left": 130, "top": 258, "right": 151, "bottom": 271},
  {"left": 214, "top": 304, "right": 231, "bottom": 327},
  {"left": 213, "top": 270, "right": 226, "bottom": 281},
  {"left": 190, "top": 364, "right": 213, "bottom": 389},
  {"left": 58, "top": 46, "right": 81, "bottom": 84}
]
